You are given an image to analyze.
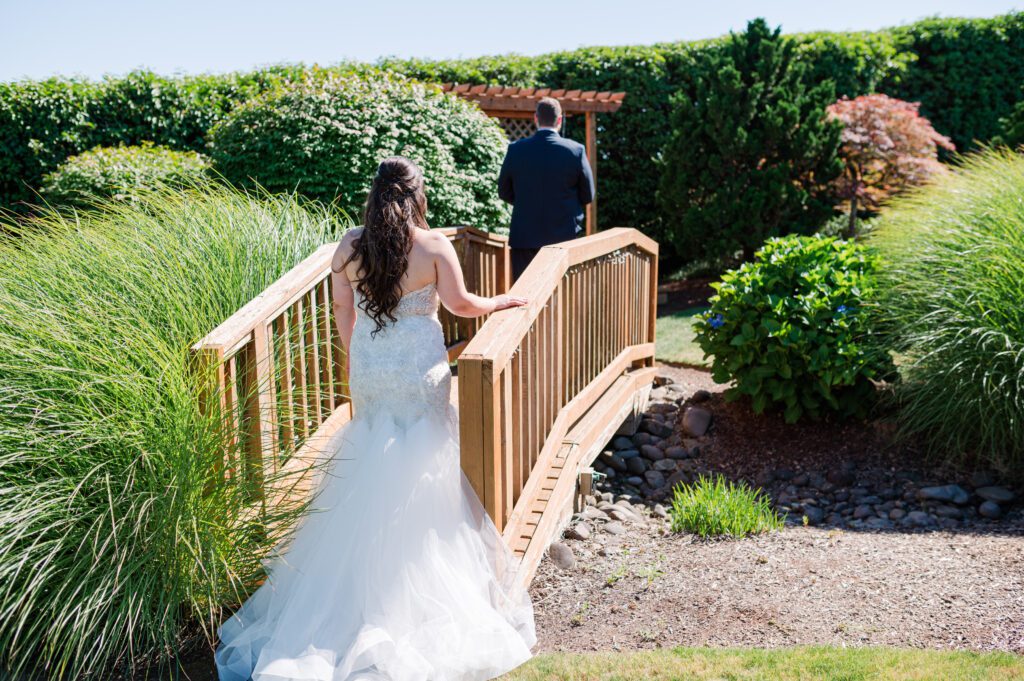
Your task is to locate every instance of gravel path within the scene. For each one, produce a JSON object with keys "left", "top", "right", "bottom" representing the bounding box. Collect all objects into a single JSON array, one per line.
[
  {"left": 529, "top": 364, "right": 1024, "bottom": 655},
  {"left": 529, "top": 523, "right": 1024, "bottom": 654}
]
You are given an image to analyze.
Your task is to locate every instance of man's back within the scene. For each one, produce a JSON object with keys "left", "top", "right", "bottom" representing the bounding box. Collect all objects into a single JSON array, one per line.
[{"left": 498, "top": 129, "right": 594, "bottom": 249}]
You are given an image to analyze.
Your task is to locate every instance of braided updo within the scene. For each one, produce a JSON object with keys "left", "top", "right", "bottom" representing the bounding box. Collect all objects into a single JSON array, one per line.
[{"left": 344, "top": 156, "right": 429, "bottom": 336}]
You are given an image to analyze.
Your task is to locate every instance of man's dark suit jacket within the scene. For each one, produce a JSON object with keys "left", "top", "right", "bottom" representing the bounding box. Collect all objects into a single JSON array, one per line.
[{"left": 497, "top": 128, "right": 595, "bottom": 249}]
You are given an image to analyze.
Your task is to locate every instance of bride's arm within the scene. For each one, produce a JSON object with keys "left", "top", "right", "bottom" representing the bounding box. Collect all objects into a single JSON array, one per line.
[
  {"left": 330, "top": 234, "right": 357, "bottom": 354},
  {"left": 431, "top": 231, "right": 526, "bottom": 318}
]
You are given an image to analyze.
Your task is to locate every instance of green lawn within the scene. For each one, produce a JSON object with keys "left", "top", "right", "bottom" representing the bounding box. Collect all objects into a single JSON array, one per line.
[
  {"left": 656, "top": 306, "right": 710, "bottom": 367},
  {"left": 503, "top": 647, "right": 1024, "bottom": 680}
]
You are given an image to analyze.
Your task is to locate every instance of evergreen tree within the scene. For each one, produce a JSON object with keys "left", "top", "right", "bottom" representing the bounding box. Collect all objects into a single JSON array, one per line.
[{"left": 658, "top": 19, "right": 843, "bottom": 263}]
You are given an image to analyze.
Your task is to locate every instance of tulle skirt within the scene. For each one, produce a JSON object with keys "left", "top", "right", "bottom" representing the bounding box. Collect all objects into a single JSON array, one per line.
[{"left": 215, "top": 409, "right": 536, "bottom": 681}]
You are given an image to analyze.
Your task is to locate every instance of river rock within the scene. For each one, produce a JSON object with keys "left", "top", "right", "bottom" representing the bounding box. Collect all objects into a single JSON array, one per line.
[
  {"left": 652, "top": 503, "right": 668, "bottom": 519},
  {"left": 853, "top": 504, "right": 873, "bottom": 519},
  {"left": 979, "top": 500, "right": 1003, "bottom": 519},
  {"left": 641, "top": 444, "right": 665, "bottom": 461},
  {"left": 602, "top": 520, "right": 627, "bottom": 535},
  {"left": 904, "top": 510, "right": 934, "bottom": 527},
  {"left": 548, "top": 541, "right": 575, "bottom": 569},
  {"left": 653, "top": 459, "right": 677, "bottom": 473},
  {"left": 691, "top": 389, "right": 712, "bottom": 403},
  {"left": 626, "top": 457, "right": 648, "bottom": 475},
  {"left": 681, "top": 406, "right": 712, "bottom": 437},
  {"left": 565, "top": 522, "right": 592, "bottom": 541},
  {"left": 612, "top": 436, "right": 634, "bottom": 451},
  {"left": 664, "top": 446, "right": 690, "bottom": 460},
  {"left": 802, "top": 506, "right": 825, "bottom": 526},
  {"left": 642, "top": 419, "right": 673, "bottom": 438},
  {"left": 976, "top": 486, "right": 1015, "bottom": 503},
  {"left": 644, "top": 470, "right": 666, "bottom": 489},
  {"left": 934, "top": 504, "right": 963, "bottom": 519},
  {"left": 918, "top": 484, "right": 970, "bottom": 505}
]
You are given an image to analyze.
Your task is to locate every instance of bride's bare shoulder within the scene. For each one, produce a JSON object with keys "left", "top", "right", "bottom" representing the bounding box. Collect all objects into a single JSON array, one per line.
[{"left": 332, "top": 227, "right": 363, "bottom": 273}]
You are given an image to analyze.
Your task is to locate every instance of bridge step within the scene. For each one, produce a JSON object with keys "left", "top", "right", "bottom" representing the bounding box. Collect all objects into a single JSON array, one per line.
[{"left": 503, "top": 367, "right": 657, "bottom": 590}]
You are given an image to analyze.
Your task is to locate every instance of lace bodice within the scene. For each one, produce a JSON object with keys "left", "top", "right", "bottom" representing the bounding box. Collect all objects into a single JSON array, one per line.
[{"left": 348, "top": 283, "right": 452, "bottom": 426}]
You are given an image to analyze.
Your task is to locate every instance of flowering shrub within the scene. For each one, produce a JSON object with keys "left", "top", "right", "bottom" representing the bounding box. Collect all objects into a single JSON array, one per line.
[
  {"left": 695, "top": 235, "right": 893, "bottom": 422},
  {"left": 827, "top": 94, "right": 954, "bottom": 235},
  {"left": 41, "top": 143, "right": 210, "bottom": 209}
]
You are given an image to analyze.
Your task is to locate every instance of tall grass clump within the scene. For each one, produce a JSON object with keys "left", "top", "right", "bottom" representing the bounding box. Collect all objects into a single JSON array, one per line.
[
  {"left": 0, "top": 183, "right": 344, "bottom": 678},
  {"left": 869, "top": 148, "right": 1024, "bottom": 476},
  {"left": 669, "top": 475, "right": 784, "bottom": 538}
]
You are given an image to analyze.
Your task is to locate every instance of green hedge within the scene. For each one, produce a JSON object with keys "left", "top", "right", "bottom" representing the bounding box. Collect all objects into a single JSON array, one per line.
[
  {"left": 3, "top": 13, "right": 1024, "bottom": 237},
  {"left": 208, "top": 72, "right": 510, "bottom": 228},
  {"left": 41, "top": 143, "right": 211, "bottom": 208}
]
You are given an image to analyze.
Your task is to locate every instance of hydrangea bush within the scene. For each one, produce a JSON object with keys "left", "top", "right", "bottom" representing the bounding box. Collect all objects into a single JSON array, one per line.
[
  {"left": 208, "top": 71, "right": 510, "bottom": 228},
  {"left": 695, "top": 235, "right": 893, "bottom": 422}
]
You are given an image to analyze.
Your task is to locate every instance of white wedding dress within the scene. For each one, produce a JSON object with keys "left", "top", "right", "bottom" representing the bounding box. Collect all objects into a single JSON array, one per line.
[{"left": 216, "top": 283, "right": 536, "bottom": 681}]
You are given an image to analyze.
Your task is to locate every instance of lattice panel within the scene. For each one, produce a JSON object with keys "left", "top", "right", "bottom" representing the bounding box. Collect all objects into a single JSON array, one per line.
[{"left": 498, "top": 117, "right": 535, "bottom": 141}]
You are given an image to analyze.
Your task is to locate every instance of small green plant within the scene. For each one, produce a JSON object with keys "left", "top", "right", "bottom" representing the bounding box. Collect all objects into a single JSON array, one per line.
[
  {"left": 40, "top": 142, "right": 210, "bottom": 209},
  {"left": 669, "top": 475, "right": 784, "bottom": 538},
  {"left": 695, "top": 234, "right": 894, "bottom": 423}
]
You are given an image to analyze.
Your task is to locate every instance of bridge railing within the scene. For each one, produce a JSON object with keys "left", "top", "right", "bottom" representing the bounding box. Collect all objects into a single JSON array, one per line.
[
  {"left": 191, "top": 226, "right": 508, "bottom": 499},
  {"left": 457, "top": 228, "right": 659, "bottom": 533}
]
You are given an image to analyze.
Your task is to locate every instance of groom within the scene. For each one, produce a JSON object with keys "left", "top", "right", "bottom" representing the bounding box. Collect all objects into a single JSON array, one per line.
[{"left": 498, "top": 97, "right": 595, "bottom": 282}]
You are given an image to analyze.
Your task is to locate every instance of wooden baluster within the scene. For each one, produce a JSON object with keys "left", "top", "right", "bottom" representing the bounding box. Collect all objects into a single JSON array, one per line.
[
  {"left": 237, "top": 342, "right": 265, "bottom": 500},
  {"left": 317, "top": 278, "right": 335, "bottom": 413},
  {"left": 304, "top": 289, "right": 323, "bottom": 427},
  {"left": 290, "top": 299, "right": 309, "bottom": 441},
  {"left": 253, "top": 321, "right": 278, "bottom": 469},
  {"left": 511, "top": 346, "right": 523, "bottom": 505}
]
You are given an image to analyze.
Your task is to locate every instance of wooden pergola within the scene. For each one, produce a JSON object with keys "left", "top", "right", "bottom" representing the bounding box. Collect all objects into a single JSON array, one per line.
[{"left": 441, "top": 84, "right": 626, "bottom": 235}]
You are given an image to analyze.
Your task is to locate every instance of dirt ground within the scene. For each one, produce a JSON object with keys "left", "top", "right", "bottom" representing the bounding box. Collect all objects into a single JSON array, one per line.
[{"left": 529, "top": 365, "right": 1024, "bottom": 655}]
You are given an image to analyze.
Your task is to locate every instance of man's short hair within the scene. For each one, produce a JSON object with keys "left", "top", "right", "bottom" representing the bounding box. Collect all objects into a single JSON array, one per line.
[{"left": 535, "top": 97, "right": 562, "bottom": 128}]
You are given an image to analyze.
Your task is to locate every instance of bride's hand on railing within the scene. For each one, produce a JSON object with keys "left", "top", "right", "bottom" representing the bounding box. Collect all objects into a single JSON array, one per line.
[{"left": 492, "top": 294, "right": 527, "bottom": 312}]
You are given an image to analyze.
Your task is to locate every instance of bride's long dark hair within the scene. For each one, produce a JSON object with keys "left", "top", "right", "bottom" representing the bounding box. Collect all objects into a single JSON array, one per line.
[{"left": 344, "top": 156, "right": 429, "bottom": 336}]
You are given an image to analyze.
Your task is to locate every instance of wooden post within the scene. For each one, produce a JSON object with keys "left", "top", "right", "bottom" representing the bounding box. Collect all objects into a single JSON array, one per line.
[{"left": 585, "top": 111, "right": 597, "bottom": 235}]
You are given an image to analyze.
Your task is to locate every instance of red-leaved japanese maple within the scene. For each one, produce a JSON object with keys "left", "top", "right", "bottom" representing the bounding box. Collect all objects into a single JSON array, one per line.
[{"left": 827, "top": 94, "right": 954, "bottom": 236}]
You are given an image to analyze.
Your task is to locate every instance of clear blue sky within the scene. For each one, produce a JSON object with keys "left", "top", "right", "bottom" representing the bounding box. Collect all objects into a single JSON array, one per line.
[{"left": 1, "top": 0, "right": 1020, "bottom": 81}]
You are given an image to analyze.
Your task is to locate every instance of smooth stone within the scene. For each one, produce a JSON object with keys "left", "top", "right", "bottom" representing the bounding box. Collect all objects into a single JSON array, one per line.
[
  {"left": 976, "top": 486, "right": 1016, "bottom": 503},
  {"left": 607, "top": 507, "right": 640, "bottom": 523},
  {"left": 612, "top": 436, "right": 634, "bottom": 450},
  {"left": 565, "top": 522, "right": 592, "bottom": 541},
  {"left": 934, "top": 504, "right": 963, "bottom": 519},
  {"left": 865, "top": 517, "right": 894, "bottom": 530},
  {"left": 802, "top": 506, "right": 825, "bottom": 525},
  {"left": 775, "top": 468, "right": 796, "bottom": 481},
  {"left": 642, "top": 419, "right": 674, "bottom": 438},
  {"left": 889, "top": 508, "right": 907, "bottom": 521},
  {"left": 648, "top": 402, "right": 679, "bottom": 415},
  {"left": 603, "top": 453, "right": 628, "bottom": 473},
  {"left": 626, "top": 457, "right": 648, "bottom": 475},
  {"left": 853, "top": 504, "right": 874, "bottom": 519},
  {"left": 905, "top": 510, "right": 934, "bottom": 527},
  {"left": 652, "top": 503, "right": 668, "bottom": 519},
  {"left": 644, "top": 470, "right": 667, "bottom": 489},
  {"left": 548, "top": 541, "right": 576, "bottom": 569},
  {"left": 617, "top": 449, "right": 641, "bottom": 459},
  {"left": 681, "top": 406, "right": 712, "bottom": 437},
  {"left": 665, "top": 446, "right": 690, "bottom": 460},
  {"left": 602, "top": 521, "right": 627, "bottom": 535},
  {"left": 791, "top": 473, "right": 809, "bottom": 487},
  {"left": 626, "top": 476, "right": 644, "bottom": 487},
  {"left": 918, "top": 484, "right": 970, "bottom": 505},
  {"left": 858, "top": 495, "right": 882, "bottom": 505},
  {"left": 641, "top": 444, "right": 665, "bottom": 461},
  {"left": 632, "top": 432, "right": 654, "bottom": 447},
  {"left": 653, "top": 459, "right": 677, "bottom": 472},
  {"left": 691, "top": 389, "right": 712, "bottom": 403},
  {"left": 979, "top": 500, "right": 1003, "bottom": 519},
  {"left": 826, "top": 513, "right": 844, "bottom": 525},
  {"left": 602, "top": 467, "right": 617, "bottom": 479}
]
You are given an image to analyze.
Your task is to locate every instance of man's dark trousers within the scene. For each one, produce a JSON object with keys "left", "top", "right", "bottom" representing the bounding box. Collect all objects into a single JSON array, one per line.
[{"left": 498, "top": 128, "right": 594, "bottom": 282}]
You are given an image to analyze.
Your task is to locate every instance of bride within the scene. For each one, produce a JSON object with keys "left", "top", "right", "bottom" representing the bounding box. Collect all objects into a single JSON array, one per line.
[{"left": 216, "top": 157, "right": 536, "bottom": 681}]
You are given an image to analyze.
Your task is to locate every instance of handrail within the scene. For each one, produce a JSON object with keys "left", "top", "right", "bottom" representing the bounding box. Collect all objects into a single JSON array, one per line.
[
  {"left": 458, "top": 227, "right": 659, "bottom": 532},
  {"left": 192, "top": 226, "right": 509, "bottom": 498}
]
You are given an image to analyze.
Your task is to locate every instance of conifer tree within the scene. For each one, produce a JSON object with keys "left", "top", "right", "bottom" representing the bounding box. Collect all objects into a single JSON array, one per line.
[{"left": 658, "top": 19, "right": 843, "bottom": 263}]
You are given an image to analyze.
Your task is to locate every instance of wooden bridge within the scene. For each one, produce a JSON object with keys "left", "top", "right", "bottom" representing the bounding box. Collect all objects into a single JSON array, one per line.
[{"left": 192, "top": 226, "right": 658, "bottom": 589}]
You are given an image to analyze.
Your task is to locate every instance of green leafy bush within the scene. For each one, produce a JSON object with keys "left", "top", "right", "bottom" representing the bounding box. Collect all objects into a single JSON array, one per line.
[
  {"left": 208, "top": 72, "right": 510, "bottom": 228},
  {"left": 0, "top": 183, "right": 345, "bottom": 678},
  {"left": 40, "top": 142, "right": 210, "bottom": 208},
  {"left": 669, "top": 475, "right": 783, "bottom": 538},
  {"left": 870, "top": 149, "right": 1024, "bottom": 476},
  {"left": 657, "top": 19, "right": 843, "bottom": 264},
  {"left": 696, "top": 235, "right": 893, "bottom": 423}
]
